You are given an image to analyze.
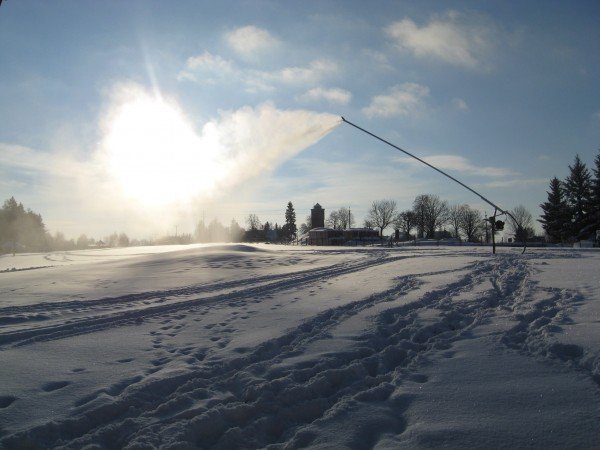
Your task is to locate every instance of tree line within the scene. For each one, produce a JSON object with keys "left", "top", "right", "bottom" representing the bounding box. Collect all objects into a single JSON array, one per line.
[
  {"left": 0, "top": 197, "right": 189, "bottom": 253},
  {"left": 4, "top": 151, "right": 598, "bottom": 254},
  {"left": 199, "top": 201, "right": 298, "bottom": 243},
  {"left": 363, "top": 195, "right": 534, "bottom": 243},
  {"left": 0, "top": 197, "right": 301, "bottom": 253},
  {"left": 539, "top": 152, "right": 600, "bottom": 243}
]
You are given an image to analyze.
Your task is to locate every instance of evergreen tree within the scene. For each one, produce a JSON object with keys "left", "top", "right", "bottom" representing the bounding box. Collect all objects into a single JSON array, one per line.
[
  {"left": 0, "top": 197, "right": 47, "bottom": 252},
  {"left": 283, "top": 201, "right": 297, "bottom": 241},
  {"left": 539, "top": 177, "right": 571, "bottom": 243},
  {"left": 591, "top": 150, "right": 600, "bottom": 235},
  {"left": 564, "top": 155, "right": 593, "bottom": 238}
]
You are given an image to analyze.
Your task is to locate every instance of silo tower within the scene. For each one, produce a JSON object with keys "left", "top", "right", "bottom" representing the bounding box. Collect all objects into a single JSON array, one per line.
[{"left": 311, "top": 203, "right": 325, "bottom": 229}]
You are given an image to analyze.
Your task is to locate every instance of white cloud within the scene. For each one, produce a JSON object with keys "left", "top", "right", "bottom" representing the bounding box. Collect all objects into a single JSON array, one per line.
[
  {"left": 482, "top": 178, "right": 548, "bottom": 188},
  {"left": 362, "top": 83, "right": 429, "bottom": 118},
  {"left": 225, "top": 25, "right": 279, "bottom": 56},
  {"left": 186, "top": 52, "right": 234, "bottom": 72},
  {"left": 0, "top": 143, "right": 89, "bottom": 178},
  {"left": 178, "top": 53, "right": 338, "bottom": 92},
  {"left": 176, "top": 71, "right": 198, "bottom": 82},
  {"left": 396, "top": 154, "right": 514, "bottom": 177},
  {"left": 178, "top": 51, "right": 235, "bottom": 83},
  {"left": 385, "top": 11, "right": 493, "bottom": 69},
  {"left": 267, "top": 59, "right": 338, "bottom": 84},
  {"left": 361, "top": 49, "right": 393, "bottom": 71},
  {"left": 452, "top": 98, "right": 469, "bottom": 111},
  {"left": 297, "top": 87, "right": 352, "bottom": 105}
]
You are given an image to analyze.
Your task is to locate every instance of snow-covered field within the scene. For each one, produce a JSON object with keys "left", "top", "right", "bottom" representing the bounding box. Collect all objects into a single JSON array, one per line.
[{"left": 0, "top": 244, "right": 598, "bottom": 449}]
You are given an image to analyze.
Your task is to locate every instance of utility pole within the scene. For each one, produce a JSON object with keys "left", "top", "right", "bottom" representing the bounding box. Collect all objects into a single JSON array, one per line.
[
  {"left": 490, "top": 214, "right": 496, "bottom": 255},
  {"left": 484, "top": 211, "right": 489, "bottom": 244}
]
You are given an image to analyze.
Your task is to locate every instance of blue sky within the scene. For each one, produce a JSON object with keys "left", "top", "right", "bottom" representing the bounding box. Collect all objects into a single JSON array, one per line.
[{"left": 1, "top": 0, "right": 599, "bottom": 238}]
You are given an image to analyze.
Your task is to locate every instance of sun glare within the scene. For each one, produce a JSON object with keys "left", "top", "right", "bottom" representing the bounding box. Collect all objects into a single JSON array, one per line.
[{"left": 103, "top": 93, "right": 223, "bottom": 206}]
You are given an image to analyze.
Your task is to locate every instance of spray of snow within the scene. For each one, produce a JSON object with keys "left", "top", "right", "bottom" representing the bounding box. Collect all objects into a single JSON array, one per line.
[
  {"left": 98, "top": 84, "right": 341, "bottom": 206},
  {"left": 206, "top": 102, "right": 341, "bottom": 190}
]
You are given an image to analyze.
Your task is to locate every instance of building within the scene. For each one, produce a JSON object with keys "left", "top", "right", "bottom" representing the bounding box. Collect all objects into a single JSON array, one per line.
[
  {"left": 311, "top": 203, "right": 325, "bottom": 228},
  {"left": 307, "top": 226, "right": 380, "bottom": 246},
  {"left": 343, "top": 228, "right": 380, "bottom": 244},
  {"left": 308, "top": 228, "right": 344, "bottom": 246},
  {"left": 304, "top": 203, "right": 380, "bottom": 246}
]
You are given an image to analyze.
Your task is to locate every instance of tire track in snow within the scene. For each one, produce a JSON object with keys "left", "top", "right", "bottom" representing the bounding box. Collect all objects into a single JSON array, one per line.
[
  {"left": 0, "top": 256, "right": 369, "bottom": 316},
  {"left": 0, "top": 252, "right": 414, "bottom": 348}
]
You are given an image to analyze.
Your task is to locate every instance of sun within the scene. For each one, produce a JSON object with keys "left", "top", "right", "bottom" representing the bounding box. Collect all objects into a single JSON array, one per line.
[{"left": 102, "top": 91, "right": 222, "bottom": 206}]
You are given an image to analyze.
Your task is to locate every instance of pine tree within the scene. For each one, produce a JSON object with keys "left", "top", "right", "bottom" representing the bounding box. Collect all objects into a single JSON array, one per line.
[
  {"left": 590, "top": 150, "right": 600, "bottom": 236},
  {"left": 0, "top": 197, "right": 47, "bottom": 252},
  {"left": 564, "top": 155, "right": 593, "bottom": 239},
  {"left": 283, "top": 201, "right": 297, "bottom": 241},
  {"left": 539, "top": 177, "right": 571, "bottom": 243}
]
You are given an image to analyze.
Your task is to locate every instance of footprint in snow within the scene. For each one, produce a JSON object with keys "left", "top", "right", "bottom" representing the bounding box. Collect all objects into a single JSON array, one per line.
[
  {"left": 0, "top": 395, "right": 17, "bottom": 408},
  {"left": 407, "top": 373, "right": 429, "bottom": 383},
  {"left": 41, "top": 381, "right": 70, "bottom": 392},
  {"left": 117, "top": 358, "right": 134, "bottom": 363},
  {"left": 151, "top": 357, "right": 171, "bottom": 367}
]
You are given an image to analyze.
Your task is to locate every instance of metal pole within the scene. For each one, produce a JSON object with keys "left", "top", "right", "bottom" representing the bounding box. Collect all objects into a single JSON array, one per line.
[
  {"left": 491, "top": 208, "right": 497, "bottom": 254},
  {"left": 341, "top": 116, "right": 526, "bottom": 254}
]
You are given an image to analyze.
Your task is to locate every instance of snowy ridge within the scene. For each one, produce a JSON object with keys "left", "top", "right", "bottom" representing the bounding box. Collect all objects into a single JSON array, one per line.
[{"left": 1, "top": 246, "right": 599, "bottom": 448}]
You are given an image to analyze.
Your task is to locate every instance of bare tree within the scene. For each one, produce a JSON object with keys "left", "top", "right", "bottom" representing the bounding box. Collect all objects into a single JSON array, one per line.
[
  {"left": 413, "top": 194, "right": 449, "bottom": 238},
  {"left": 412, "top": 197, "right": 426, "bottom": 238},
  {"left": 448, "top": 204, "right": 465, "bottom": 239},
  {"left": 327, "top": 207, "right": 354, "bottom": 230},
  {"left": 246, "top": 214, "right": 261, "bottom": 231},
  {"left": 299, "top": 215, "right": 312, "bottom": 235},
  {"left": 326, "top": 210, "right": 341, "bottom": 229},
  {"left": 337, "top": 207, "right": 354, "bottom": 229},
  {"left": 394, "top": 210, "right": 416, "bottom": 240},
  {"left": 508, "top": 205, "right": 534, "bottom": 242},
  {"left": 366, "top": 200, "right": 397, "bottom": 237},
  {"left": 459, "top": 206, "right": 483, "bottom": 242}
]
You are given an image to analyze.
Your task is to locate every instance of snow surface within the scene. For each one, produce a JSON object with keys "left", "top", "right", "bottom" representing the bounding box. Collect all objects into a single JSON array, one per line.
[{"left": 0, "top": 244, "right": 599, "bottom": 448}]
